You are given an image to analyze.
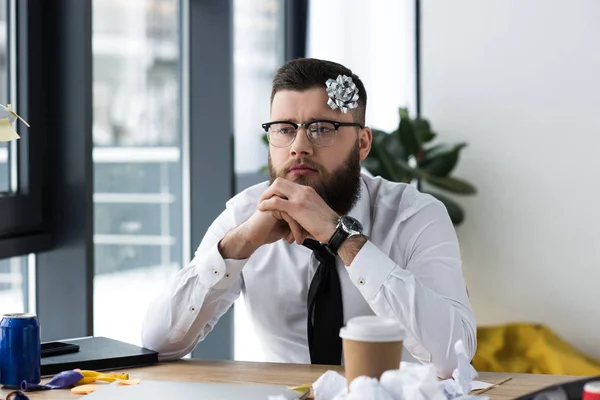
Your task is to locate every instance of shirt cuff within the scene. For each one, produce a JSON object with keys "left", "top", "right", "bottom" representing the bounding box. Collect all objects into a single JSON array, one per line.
[
  {"left": 190, "top": 241, "right": 248, "bottom": 290},
  {"left": 346, "top": 240, "right": 398, "bottom": 301}
]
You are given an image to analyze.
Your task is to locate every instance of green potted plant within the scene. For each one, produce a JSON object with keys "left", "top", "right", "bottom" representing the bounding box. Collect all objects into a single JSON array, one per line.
[{"left": 363, "top": 108, "right": 476, "bottom": 225}]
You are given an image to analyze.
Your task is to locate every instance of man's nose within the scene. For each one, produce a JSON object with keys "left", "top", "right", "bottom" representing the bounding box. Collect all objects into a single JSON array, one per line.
[{"left": 289, "top": 127, "right": 314, "bottom": 157}]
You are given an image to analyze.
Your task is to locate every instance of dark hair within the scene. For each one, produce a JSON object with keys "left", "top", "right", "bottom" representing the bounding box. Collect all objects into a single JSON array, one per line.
[{"left": 270, "top": 58, "right": 367, "bottom": 126}]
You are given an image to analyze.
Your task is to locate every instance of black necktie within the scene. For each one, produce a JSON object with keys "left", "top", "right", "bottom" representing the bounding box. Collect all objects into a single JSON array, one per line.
[{"left": 303, "top": 238, "right": 344, "bottom": 365}]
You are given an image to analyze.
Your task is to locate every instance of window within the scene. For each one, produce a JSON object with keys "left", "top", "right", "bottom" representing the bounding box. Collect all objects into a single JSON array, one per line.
[
  {"left": 92, "top": 0, "right": 182, "bottom": 346},
  {"left": 233, "top": 0, "right": 285, "bottom": 184},
  {"left": 233, "top": 0, "right": 285, "bottom": 362},
  {"left": 0, "top": 1, "right": 10, "bottom": 193},
  {"left": 0, "top": 255, "right": 34, "bottom": 316},
  {"left": 0, "top": 0, "right": 49, "bottom": 257}
]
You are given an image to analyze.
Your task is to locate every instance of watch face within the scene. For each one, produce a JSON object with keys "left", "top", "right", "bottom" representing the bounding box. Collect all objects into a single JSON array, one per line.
[{"left": 340, "top": 216, "right": 363, "bottom": 236}]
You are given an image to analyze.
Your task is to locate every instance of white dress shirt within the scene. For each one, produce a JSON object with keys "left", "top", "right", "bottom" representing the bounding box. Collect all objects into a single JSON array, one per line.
[{"left": 141, "top": 173, "right": 476, "bottom": 378}]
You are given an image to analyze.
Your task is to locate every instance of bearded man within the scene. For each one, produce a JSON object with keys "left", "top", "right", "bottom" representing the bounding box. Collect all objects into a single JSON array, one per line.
[{"left": 141, "top": 58, "right": 476, "bottom": 378}]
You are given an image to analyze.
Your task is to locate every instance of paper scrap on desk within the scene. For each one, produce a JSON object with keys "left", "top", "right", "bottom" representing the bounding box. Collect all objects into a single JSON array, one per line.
[
  {"left": 440, "top": 379, "right": 465, "bottom": 399},
  {"left": 452, "top": 340, "right": 478, "bottom": 395},
  {"left": 313, "top": 370, "right": 347, "bottom": 400},
  {"left": 381, "top": 362, "right": 446, "bottom": 400},
  {"left": 116, "top": 378, "right": 140, "bottom": 385},
  {"left": 348, "top": 376, "right": 395, "bottom": 400},
  {"left": 310, "top": 340, "right": 490, "bottom": 400},
  {"left": 71, "top": 384, "right": 100, "bottom": 395},
  {"left": 289, "top": 383, "right": 312, "bottom": 394}
]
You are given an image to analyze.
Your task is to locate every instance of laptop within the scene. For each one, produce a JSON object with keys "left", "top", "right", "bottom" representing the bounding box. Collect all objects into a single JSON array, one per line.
[{"left": 41, "top": 336, "right": 158, "bottom": 376}]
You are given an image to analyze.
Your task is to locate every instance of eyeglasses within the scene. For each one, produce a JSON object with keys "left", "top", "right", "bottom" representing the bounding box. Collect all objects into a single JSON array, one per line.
[{"left": 262, "top": 119, "right": 363, "bottom": 148}]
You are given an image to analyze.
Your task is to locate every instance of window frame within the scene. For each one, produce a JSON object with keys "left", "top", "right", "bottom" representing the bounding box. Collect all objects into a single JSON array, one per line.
[{"left": 0, "top": 0, "right": 51, "bottom": 259}]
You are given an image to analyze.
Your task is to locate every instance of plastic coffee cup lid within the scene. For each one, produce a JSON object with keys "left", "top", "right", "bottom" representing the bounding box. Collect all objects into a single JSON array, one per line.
[
  {"left": 339, "top": 316, "right": 405, "bottom": 342},
  {"left": 584, "top": 382, "right": 600, "bottom": 394}
]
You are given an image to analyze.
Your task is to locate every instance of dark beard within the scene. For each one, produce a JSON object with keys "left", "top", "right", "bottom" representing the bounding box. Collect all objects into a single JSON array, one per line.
[{"left": 268, "top": 143, "right": 362, "bottom": 216}]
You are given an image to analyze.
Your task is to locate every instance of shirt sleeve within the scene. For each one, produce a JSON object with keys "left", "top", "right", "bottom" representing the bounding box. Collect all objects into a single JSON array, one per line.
[
  {"left": 345, "top": 200, "right": 477, "bottom": 378},
  {"left": 140, "top": 206, "right": 248, "bottom": 361}
]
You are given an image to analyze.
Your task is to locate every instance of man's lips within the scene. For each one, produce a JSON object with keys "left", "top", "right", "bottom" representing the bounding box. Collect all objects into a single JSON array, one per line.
[{"left": 288, "top": 164, "right": 318, "bottom": 175}]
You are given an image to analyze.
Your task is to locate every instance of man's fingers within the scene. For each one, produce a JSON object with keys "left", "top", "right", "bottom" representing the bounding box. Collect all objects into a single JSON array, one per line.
[
  {"left": 257, "top": 197, "right": 290, "bottom": 213},
  {"left": 284, "top": 230, "right": 295, "bottom": 244},
  {"left": 259, "top": 186, "right": 287, "bottom": 202},
  {"left": 281, "top": 212, "right": 305, "bottom": 244},
  {"left": 259, "top": 178, "right": 298, "bottom": 202},
  {"left": 270, "top": 209, "right": 283, "bottom": 220}
]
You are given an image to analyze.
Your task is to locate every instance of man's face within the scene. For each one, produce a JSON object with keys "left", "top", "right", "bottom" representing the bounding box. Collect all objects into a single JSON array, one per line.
[{"left": 267, "top": 87, "right": 372, "bottom": 215}]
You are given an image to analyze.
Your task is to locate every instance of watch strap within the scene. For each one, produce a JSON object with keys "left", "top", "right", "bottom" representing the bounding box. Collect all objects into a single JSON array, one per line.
[{"left": 325, "top": 225, "right": 349, "bottom": 256}]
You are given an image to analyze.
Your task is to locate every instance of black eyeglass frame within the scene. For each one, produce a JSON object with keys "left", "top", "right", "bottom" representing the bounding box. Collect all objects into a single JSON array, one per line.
[{"left": 261, "top": 119, "right": 364, "bottom": 148}]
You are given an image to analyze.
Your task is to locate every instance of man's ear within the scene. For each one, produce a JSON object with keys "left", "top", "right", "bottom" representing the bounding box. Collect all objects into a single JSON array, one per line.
[{"left": 358, "top": 127, "right": 372, "bottom": 161}]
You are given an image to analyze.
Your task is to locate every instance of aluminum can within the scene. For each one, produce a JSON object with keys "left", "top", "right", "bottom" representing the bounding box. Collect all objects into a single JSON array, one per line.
[
  {"left": 0, "top": 313, "right": 41, "bottom": 388},
  {"left": 584, "top": 382, "right": 600, "bottom": 400}
]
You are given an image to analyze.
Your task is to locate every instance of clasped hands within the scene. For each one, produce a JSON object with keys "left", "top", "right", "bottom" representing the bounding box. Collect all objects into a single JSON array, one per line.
[
  {"left": 256, "top": 178, "right": 339, "bottom": 246},
  {"left": 219, "top": 178, "right": 341, "bottom": 260}
]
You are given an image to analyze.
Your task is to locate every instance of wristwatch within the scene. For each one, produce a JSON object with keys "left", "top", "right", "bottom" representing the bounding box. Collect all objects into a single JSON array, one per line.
[{"left": 325, "top": 216, "right": 363, "bottom": 256}]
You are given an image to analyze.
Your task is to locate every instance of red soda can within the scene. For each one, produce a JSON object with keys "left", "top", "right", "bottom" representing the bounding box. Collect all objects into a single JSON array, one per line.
[{"left": 583, "top": 381, "right": 600, "bottom": 400}]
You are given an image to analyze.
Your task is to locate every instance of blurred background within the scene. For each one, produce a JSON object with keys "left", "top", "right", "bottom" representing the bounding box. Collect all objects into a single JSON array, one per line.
[{"left": 0, "top": 0, "right": 598, "bottom": 374}]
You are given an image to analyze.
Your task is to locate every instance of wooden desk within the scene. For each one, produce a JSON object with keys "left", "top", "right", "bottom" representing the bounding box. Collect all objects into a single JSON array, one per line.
[{"left": 0, "top": 360, "right": 581, "bottom": 399}]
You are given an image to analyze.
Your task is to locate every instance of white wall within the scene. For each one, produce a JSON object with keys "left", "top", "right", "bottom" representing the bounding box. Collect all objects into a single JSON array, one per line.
[{"left": 421, "top": 0, "right": 600, "bottom": 358}]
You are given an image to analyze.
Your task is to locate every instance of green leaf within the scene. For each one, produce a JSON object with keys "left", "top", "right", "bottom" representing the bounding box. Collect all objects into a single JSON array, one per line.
[
  {"left": 426, "top": 191, "right": 465, "bottom": 225},
  {"left": 372, "top": 128, "right": 408, "bottom": 161},
  {"left": 424, "top": 175, "right": 477, "bottom": 195},
  {"left": 419, "top": 143, "right": 467, "bottom": 177},
  {"left": 391, "top": 156, "right": 418, "bottom": 178},
  {"left": 396, "top": 109, "right": 420, "bottom": 157},
  {"left": 370, "top": 132, "right": 415, "bottom": 182},
  {"left": 413, "top": 118, "right": 436, "bottom": 143},
  {"left": 398, "top": 107, "right": 410, "bottom": 119},
  {"left": 370, "top": 133, "right": 402, "bottom": 182},
  {"left": 261, "top": 133, "right": 269, "bottom": 146}
]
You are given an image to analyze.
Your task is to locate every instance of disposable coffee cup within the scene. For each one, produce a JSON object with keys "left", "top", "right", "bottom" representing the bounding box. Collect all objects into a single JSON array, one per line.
[
  {"left": 339, "top": 316, "right": 404, "bottom": 386},
  {"left": 583, "top": 381, "right": 600, "bottom": 400}
]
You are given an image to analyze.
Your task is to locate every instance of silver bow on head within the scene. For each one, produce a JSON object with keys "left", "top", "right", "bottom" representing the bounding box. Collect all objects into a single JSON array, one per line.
[{"left": 325, "top": 74, "right": 359, "bottom": 113}]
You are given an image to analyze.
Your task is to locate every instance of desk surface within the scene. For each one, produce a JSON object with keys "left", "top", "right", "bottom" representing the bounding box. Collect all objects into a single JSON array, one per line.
[{"left": 0, "top": 359, "right": 580, "bottom": 399}]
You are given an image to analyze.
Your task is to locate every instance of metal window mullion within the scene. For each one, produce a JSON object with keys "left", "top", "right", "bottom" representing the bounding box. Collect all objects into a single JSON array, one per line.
[
  {"left": 188, "top": 0, "right": 234, "bottom": 360},
  {"left": 180, "top": 0, "right": 191, "bottom": 277},
  {"left": 8, "top": 0, "right": 18, "bottom": 192}
]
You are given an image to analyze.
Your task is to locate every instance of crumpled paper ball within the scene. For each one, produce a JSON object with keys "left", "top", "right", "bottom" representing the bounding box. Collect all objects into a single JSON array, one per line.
[{"left": 310, "top": 340, "right": 489, "bottom": 400}]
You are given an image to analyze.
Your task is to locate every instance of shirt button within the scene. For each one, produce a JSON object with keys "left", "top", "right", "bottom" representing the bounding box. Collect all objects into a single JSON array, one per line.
[
  {"left": 358, "top": 278, "right": 366, "bottom": 285},
  {"left": 190, "top": 306, "right": 196, "bottom": 312},
  {"left": 212, "top": 269, "right": 220, "bottom": 276},
  {"left": 225, "top": 273, "right": 230, "bottom": 278}
]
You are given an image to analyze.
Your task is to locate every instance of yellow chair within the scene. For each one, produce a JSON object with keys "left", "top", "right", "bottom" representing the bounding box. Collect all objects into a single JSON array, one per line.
[{"left": 473, "top": 323, "right": 600, "bottom": 375}]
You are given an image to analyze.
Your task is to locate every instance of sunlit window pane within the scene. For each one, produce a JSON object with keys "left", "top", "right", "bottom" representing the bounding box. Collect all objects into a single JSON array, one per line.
[
  {"left": 92, "top": 0, "right": 182, "bottom": 347},
  {"left": 233, "top": 0, "right": 285, "bottom": 362}
]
